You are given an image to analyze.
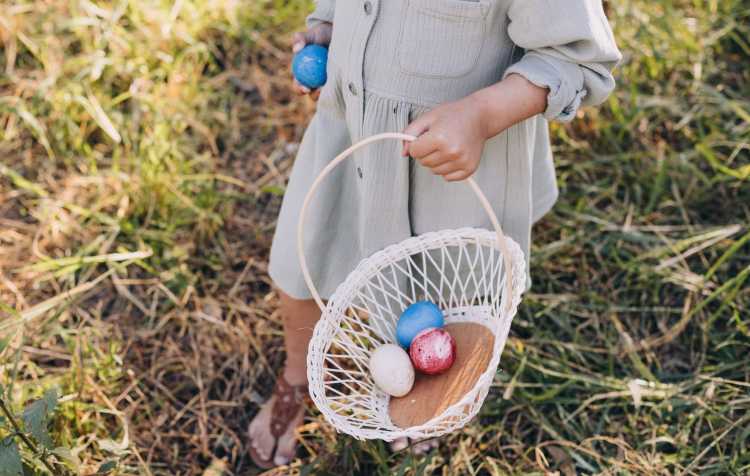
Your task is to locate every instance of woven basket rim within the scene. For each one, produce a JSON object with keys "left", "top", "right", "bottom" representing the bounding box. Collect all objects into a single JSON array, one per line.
[{"left": 335, "top": 227, "right": 510, "bottom": 297}]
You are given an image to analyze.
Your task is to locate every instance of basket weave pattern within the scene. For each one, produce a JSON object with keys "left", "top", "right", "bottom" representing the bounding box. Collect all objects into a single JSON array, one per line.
[{"left": 306, "top": 227, "right": 526, "bottom": 441}]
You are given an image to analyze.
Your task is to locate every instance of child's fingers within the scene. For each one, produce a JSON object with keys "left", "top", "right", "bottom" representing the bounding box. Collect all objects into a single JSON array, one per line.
[
  {"left": 308, "top": 24, "right": 333, "bottom": 45},
  {"left": 426, "top": 160, "right": 462, "bottom": 176},
  {"left": 293, "top": 24, "right": 333, "bottom": 53},
  {"left": 443, "top": 169, "right": 472, "bottom": 182},
  {"left": 417, "top": 150, "right": 452, "bottom": 168},
  {"left": 406, "top": 132, "right": 440, "bottom": 160},
  {"left": 292, "top": 79, "right": 311, "bottom": 95},
  {"left": 292, "top": 32, "right": 307, "bottom": 53}
]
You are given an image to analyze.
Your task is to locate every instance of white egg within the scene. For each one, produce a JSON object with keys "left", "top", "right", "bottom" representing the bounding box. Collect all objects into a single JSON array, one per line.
[{"left": 369, "top": 344, "right": 415, "bottom": 397}]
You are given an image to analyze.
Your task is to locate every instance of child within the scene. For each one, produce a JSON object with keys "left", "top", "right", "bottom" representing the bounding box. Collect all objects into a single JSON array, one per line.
[{"left": 249, "top": 0, "right": 621, "bottom": 467}]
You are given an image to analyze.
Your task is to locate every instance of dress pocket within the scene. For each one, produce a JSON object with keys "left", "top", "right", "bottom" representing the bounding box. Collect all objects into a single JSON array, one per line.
[{"left": 397, "top": 0, "right": 489, "bottom": 79}]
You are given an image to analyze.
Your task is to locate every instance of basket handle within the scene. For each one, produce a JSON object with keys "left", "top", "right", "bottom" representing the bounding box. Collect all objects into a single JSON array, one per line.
[{"left": 297, "top": 132, "right": 514, "bottom": 312}]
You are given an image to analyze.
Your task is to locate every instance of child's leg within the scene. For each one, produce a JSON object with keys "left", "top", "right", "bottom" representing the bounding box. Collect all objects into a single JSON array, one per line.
[
  {"left": 278, "top": 290, "right": 321, "bottom": 385},
  {"left": 248, "top": 290, "right": 320, "bottom": 467}
]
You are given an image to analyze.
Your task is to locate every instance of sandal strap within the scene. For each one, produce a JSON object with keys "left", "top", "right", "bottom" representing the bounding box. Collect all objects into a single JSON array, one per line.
[{"left": 269, "top": 375, "right": 308, "bottom": 438}]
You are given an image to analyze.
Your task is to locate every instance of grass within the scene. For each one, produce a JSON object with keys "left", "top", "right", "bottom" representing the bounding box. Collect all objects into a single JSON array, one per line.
[{"left": 0, "top": 0, "right": 748, "bottom": 474}]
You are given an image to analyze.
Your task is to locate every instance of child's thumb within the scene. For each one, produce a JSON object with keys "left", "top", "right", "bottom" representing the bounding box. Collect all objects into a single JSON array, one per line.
[{"left": 402, "top": 116, "right": 432, "bottom": 157}]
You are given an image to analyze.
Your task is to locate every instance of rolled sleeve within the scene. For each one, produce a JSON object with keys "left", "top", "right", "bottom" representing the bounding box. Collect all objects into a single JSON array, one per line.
[
  {"left": 505, "top": 0, "right": 622, "bottom": 122},
  {"left": 306, "top": 0, "right": 336, "bottom": 28},
  {"left": 504, "top": 52, "right": 588, "bottom": 121}
]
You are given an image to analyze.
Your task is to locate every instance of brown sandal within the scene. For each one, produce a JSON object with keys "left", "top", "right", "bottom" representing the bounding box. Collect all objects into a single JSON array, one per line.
[{"left": 248, "top": 375, "right": 309, "bottom": 469}]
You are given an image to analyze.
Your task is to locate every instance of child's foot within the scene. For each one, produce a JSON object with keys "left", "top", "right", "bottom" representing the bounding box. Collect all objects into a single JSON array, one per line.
[
  {"left": 390, "top": 437, "right": 439, "bottom": 454},
  {"left": 248, "top": 375, "right": 307, "bottom": 468}
]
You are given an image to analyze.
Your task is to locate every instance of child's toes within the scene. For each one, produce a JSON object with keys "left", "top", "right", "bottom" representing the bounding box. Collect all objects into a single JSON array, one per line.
[
  {"left": 412, "top": 438, "right": 439, "bottom": 454},
  {"left": 248, "top": 400, "right": 276, "bottom": 460},
  {"left": 390, "top": 437, "right": 439, "bottom": 454},
  {"left": 390, "top": 437, "right": 409, "bottom": 452},
  {"left": 273, "top": 409, "right": 304, "bottom": 466}
]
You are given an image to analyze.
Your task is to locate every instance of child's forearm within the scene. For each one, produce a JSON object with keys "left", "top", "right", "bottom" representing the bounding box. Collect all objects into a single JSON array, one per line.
[{"left": 469, "top": 73, "right": 549, "bottom": 139}]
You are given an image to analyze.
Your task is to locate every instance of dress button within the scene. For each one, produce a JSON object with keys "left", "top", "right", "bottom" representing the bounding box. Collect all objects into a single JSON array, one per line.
[
  {"left": 363, "top": 0, "right": 372, "bottom": 14},
  {"left": 348, "top": 82, "right": 358, "bottom": 96}
]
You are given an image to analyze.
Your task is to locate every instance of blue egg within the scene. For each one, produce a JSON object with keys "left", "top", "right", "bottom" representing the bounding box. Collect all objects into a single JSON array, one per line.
[
  {"left": 292, "top": 44, "right": 328, "bottom": 89},
  {"left": 396, "top": 301, "right": 445, "bottom": 348}
]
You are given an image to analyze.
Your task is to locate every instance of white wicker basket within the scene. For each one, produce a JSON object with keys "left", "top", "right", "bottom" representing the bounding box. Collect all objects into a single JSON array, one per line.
[{"left": 299, "top": 133, "right": 526, "bottom": 441}]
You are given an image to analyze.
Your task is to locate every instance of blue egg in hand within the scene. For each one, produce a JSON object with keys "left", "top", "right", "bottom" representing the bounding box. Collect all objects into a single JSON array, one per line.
[
  {"left": 396, "top": 301, "right": 445, "bottom": 348},
  {"left": 292, "top": 44, "right": 328, "bottom": 89}
]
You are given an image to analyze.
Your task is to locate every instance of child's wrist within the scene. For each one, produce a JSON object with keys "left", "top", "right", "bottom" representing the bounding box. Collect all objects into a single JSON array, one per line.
[
  {"left": 468, "top": 75, "right": 548, "bottom": 140},
  {"left": 466, "top": 91, "right": 494, "bottom": 141}
]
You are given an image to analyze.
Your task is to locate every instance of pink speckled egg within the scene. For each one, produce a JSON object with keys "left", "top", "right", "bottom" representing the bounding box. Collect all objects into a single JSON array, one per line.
[{"left": 409, "top": 327, "right": 456, "bottom": 375}]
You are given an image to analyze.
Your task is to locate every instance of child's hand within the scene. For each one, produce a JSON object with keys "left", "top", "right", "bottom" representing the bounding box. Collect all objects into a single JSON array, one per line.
[
  {"left": 291, "top": 22, "right": 333, "bottom": 99},
  {"left": 402, "top": 95, "right": 488, "bottom": 182}
]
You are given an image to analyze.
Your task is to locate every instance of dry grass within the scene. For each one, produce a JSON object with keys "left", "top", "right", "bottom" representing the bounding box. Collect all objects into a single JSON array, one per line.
[{"left": 0, "top": 0, "right": 748, "bottom": 474}]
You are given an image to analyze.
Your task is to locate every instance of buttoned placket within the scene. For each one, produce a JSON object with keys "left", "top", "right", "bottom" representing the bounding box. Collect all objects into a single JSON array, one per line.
[{"left": 346, "top": 0, "right": 378, "bottom": 180}]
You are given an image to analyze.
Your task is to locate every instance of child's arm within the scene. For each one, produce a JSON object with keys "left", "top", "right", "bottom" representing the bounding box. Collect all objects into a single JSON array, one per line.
[
  {"left": 404, "top": 0, "right": 621, "bottom": 182},
  {"left": 402, "top": 74, "right": 548, "bottom": 182}
]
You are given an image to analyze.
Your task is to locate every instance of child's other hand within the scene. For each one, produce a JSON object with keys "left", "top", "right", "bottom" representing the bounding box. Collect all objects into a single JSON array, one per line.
[
  {"left": 291, "top": 22, "right": 333, "bottom": 99},
  {"left": 402, "top": 96, "right": 488, "bottom": 182}
]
